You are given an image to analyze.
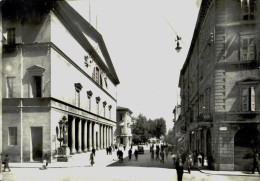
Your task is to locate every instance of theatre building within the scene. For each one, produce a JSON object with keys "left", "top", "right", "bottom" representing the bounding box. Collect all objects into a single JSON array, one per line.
[
  {"left": 178, "top": 0, "right": 260, "bottom": 171},
  {"left": 1, "top": 0, "right": 119, "bottom": 162}
]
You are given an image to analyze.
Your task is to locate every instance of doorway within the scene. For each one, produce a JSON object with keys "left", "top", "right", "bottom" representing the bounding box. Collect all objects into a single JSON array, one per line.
[{"left": 31, "top": 127, "right": 43, "bottom": 161}]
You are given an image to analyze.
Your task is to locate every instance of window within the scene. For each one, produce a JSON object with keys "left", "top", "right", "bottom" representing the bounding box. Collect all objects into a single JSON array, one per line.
[
  {"left": 6, "top": 76, "right": 15, "bottom": 98},
  {"left": 241, "top": 0, "right": 257, "bottom": 20},
  {"left": 96, "top": 97, "right": 101, "bottom": 115},
  {"left": 87, "top": 91, "right": 93, "bottom": 111},
  {"left": 109, "top": 105, "right": 112, "bottom": 119},
  {"left": 95, "top": 67, "right": 100, "bottom": 83},
  {"left": 9, "top": 127, "right": 17, "bottom": 145},
  {"left": 240, "top": 36, "right": 256, "bottom": 61},
  {"left": 103, "top": 101, "right": 107, "bottom": 117},
  {"left": 104, "top": 77, "right": 108, "bottom": 88},
  {"left": 7, "top": 28, "right": 15, "bottom": 45},
  {"left": 75, "top": 90, "right": 80, "bottom": 107},
  {"left": 32, "top": 76, "right": 42, "bottom": 98},
  {"left": 241, "top": 86, "right": 255, "bottom": 111},
  {"left": 74, "top": 83, "right": 83, "bottom": 107}
]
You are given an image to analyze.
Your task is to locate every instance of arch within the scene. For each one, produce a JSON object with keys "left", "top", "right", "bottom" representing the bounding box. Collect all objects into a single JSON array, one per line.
[{"left": 234, "top": 126, "right": 260, "bottom": 171}]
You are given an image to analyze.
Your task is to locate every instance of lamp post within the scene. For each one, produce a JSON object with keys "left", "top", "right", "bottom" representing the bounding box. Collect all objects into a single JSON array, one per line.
[
  {"left": 57, "top": 116, "right": 69, "bottom": 161},
  {"left": 175, "top": 36, "right": 182, "bottom": 53}
]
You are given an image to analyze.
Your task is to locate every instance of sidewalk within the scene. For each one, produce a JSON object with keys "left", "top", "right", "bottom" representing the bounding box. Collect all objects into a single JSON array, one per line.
[
  {"left": 8, "top": 148, "right": 129, "bottom": 168},
  {"left": 194, "top": 167, "right": 260, "bottom": 177}
]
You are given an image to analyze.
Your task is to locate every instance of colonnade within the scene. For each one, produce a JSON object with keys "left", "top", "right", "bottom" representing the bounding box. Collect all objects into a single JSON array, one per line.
[{"left": 68, "top": 116, "right": 114, "bottom": 154}]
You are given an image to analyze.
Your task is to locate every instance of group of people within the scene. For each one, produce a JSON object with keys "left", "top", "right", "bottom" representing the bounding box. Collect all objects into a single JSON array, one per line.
[
  {"left": 106, "top": 146, "right": 112, "bottom": 155},
  {"left": 127, "top": 148, "right": 138, "bottom": 161},
  {"left": 150, "top": 144, "right": 170, "bottom": 163}
]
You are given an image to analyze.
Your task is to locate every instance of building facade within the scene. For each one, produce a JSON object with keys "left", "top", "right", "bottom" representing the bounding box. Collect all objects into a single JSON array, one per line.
[
  {"left": 1, "top": 0, "right": 119, "bottom": 162},
  {"left": 116, "top": 106, "right": 133, "bottom": 147},
  {"left": 178, "top": 0, "right": 260, "bottom": 171}
]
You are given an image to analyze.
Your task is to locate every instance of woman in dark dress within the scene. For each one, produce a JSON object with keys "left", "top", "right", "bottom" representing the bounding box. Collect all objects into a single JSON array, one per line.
[{"left": 175, "top": 156, "right": 184, "bottom": 181}]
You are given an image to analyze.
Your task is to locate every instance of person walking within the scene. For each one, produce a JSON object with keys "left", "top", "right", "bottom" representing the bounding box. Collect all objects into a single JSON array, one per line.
[
  {"left": 151, "top": 149, "right": 154, "bottom": 159},
  {"left": 92, "top": 147, "right": 96, "bottom": 156},
  {"left": 128, "top": 148, "right": 132, "bottom": 160},
  {"left": 175, "top": 156, "right": 184, "bottom": 181},
  {"left": 252, "top": 153, "right": 260, "bottom": 174},
  {"left": 160, "top": 151, "right": 165, "bottom": 163},
  {"left": 187, "top": 153, "right": 194, "bottom": 174},
  {"left": 106, "top": 147, "right": 109, "bottom": 155},
  {"left": 134, "top": 149, "right": 138, "bottom": 160},
  {"left": 90, "top": 153, "right": 95, "bottom": 167},
  {"left": 120, "top": 150, "right": 124, "bottom": 162},
  {"left": 3, "top": 154, "right": 11, "bottom": 172}
]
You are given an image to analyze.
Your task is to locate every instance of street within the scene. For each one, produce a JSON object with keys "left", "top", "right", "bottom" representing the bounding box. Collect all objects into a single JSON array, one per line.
[{"left": 1, "top": 146, "right": 259, "bottom": 181}]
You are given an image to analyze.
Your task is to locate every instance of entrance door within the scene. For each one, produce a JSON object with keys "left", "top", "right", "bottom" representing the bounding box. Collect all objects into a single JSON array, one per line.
[{"left": 31, "top": 127, "right": 43, "bottom": 161}]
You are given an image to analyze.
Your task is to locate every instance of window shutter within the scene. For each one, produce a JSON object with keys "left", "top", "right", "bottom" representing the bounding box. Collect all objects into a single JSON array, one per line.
[
  {"left": 248, "top": 38, "right": 255, "bottom": 60},
  {"left": 250, "top": 87, "right": 255, "bottom": 111},
  {"left": 242, "top": 88, "right": 249, "bottom": 111}
]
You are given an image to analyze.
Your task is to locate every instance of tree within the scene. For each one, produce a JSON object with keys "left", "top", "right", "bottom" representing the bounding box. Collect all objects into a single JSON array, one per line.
[
  {"left": 164, "top": 129, "right": 175, "bottom": 145},
  {"left": 132, "top": 114, "right": 150, "bottom": 144},
  {"left": 153, "top": 118, "right": 166, "bottom": 139}
]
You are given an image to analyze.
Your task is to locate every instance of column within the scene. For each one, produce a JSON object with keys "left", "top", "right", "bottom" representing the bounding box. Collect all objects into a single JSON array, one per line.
[
  {"left": 103, "top": 125, "right": 105, "bottom": 148},
  {"left": 110, "top": 127, "right": 113, "bottom": 146},
  {"left": 83, "top": 120, "right": 87, "bottom": 152},
  {"left": 96, "top": 124, "right": 99, "bottom": 150},
  {"left": 111, "top": 126, "right": 114, "bottom": 145},
  {"left": 104, "top": 125, "right": 107, "bottom": 148},
  {"left": 107, "top": 126, "right": 110, "bottom": 147},
  {"left": 77, "top": 118, "right": 82, "bottom": 153},
  {"left": 88, "top": 121, "right": 92, "bottom": 150},
  {"left": 100, "top": 124, "right": 103, "bottom": 149},
  {"left": 93, "top": 123, "right": 96, "bottom": 149},
  {"left": 71, "top": 117, "right": 76, "bottom": 154}
]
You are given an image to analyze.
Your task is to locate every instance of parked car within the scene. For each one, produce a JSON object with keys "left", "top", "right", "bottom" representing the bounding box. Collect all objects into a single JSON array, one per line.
[{"left": 137, "top": 145, "right": 144, "bottom": 154}]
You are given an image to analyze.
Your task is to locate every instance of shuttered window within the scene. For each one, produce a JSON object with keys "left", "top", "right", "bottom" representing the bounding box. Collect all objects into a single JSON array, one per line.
[
  {"left": 241, "top": 87, "right": 256, "bottom": 111},
  {"left": 241, "top": 37, "right": 256, "bottom": 61}
]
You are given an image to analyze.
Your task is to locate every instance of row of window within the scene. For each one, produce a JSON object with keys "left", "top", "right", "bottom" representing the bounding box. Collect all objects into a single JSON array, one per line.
[{"left": 75, "top": 83, "right": 112, "bottom": 119}]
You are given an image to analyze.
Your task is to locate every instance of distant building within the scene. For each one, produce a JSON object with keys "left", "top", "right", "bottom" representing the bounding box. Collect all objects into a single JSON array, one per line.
[
  {"left": 178, "top": 0, "right": 260, "bottom": 171},
  {"left": 116, "top": 106, "right": 133, "bottom": 147},
  {"left": 1, "top": 0, "right": 119, "bottom": 162}
]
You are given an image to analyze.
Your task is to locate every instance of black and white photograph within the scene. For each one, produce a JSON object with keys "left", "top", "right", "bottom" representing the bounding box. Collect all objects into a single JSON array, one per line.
[{"left": 0, "top": 0, "right": 259, "bottom": 180}]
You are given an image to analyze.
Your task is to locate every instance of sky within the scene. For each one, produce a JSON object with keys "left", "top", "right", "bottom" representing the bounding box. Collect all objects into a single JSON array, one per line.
[{"left": 70, "top": 0, "right": 202, "bottom": 131}]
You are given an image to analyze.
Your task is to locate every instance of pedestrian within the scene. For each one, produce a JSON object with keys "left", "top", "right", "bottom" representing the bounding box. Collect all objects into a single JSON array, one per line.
[
  {"left": 175, "top": 156, "right": 184, "bottom": 181},
  {"left": 252, "top": 153, "right": 260, "bottom": 174},
  {"left": 92, "top": 147, "right": 96, "bottom": 156},
  {"left": 120, "top": 150, "right": 124, "bottom": 162},
  {"left": 3, "top": 154, "right": 11, "bottom": 172},
  {"left": 90, "top": 153, "right": 95, "bottom": 167},
  {"left": 151, "top": 149, "right": 154, "bottom": 159},
  {"left": 117, "top": 149, "right": 120, "bottom": 159},
  {"left": 109, "top": 146, "right": 112, "bottom": 155},
  {"left": 134, "top": 149, "right": 138, "bottom": 160},
  {"left": 160, "top": 151, "right": 165, "bottom": 163},
  {"left": 187, "top": 153, "right": 194, "bottom": 174},
  {"left": 128, "top": 148, "right": 132, "bottom": 160}
]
